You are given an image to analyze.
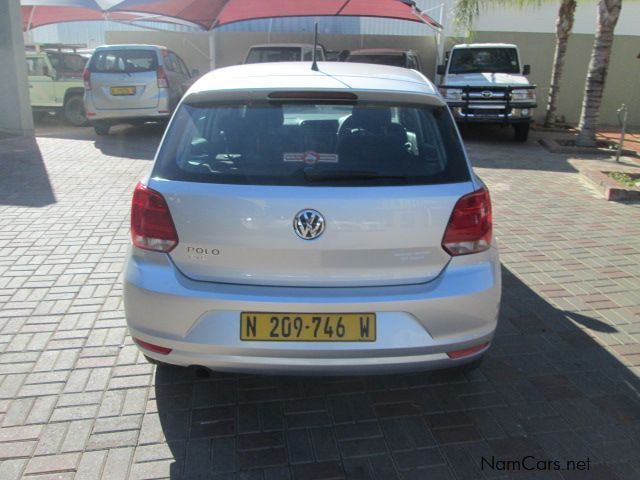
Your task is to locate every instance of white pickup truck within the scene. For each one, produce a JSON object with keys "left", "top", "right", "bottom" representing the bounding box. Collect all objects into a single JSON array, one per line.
[
  {"left": 243, "top": 44, "right": 326, "bottom": 64},
  {"left": 437, "top": 43, "right": 536, "bottom": 142}
]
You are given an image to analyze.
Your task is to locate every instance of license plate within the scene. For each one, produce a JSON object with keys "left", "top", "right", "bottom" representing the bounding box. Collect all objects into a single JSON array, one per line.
[
  {"left": 111, "top": 86, "right": 135, "bottom": 96},
  {"left": 240, "top": 312, "right": 376, "bottom": 342}
]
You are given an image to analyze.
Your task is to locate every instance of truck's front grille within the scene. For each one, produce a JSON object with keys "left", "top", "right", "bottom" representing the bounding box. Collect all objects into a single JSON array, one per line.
[
  {"left": 464, "top": 91, "right": 507, "bottom": 100},
  {"left": 461, "top": 107, "right": 511, "bottom": 116}
]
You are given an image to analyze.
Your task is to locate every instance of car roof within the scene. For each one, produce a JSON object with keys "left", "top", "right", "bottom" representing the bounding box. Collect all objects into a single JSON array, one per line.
[
  {"left": 347, "top": 49, "right": 415, "bottom": 56},
  {"left": 93, "top": 44, "right": 168, "bottom": 51},
  {"left": 186, "top": 62, "right": 439, "bottom": 101},
  {"left": 248, "top": 44, "right": 318, "bottom": 49},
  {"left": 452, "top": 43, "right": 517, "bottom": 49}
]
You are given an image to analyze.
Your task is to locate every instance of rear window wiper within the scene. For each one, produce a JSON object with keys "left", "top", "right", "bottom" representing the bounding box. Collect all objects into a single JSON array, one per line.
[{"left": 303, "top": 167, "right": 407, "bottom": 182}]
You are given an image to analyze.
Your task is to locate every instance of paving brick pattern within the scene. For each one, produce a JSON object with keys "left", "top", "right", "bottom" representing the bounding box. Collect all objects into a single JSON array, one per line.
[{"left": 1, "top": 123, "right": 639, "bottom": 479}]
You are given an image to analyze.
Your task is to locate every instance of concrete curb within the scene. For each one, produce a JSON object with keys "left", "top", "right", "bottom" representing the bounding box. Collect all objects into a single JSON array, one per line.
[
  {"left": 581, "top": 167, "right": 640, "bottom": 201},
  {"left": 539, "top": 136, "right": 638, "bottom": 158}
]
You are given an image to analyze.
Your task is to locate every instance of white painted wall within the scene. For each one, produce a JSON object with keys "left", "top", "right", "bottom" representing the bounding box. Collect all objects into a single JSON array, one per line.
[{"left": 474, "top": 0, "right": 640, "bottom": 36}]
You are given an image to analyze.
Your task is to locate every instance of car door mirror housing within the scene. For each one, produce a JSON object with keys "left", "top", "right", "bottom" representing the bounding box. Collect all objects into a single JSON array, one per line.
[
  {"left": 522, "top": 64, "right": 531, "bottom": 75},
  {"left": 436, "top": 65, "right": 445, "bottom": 75}
]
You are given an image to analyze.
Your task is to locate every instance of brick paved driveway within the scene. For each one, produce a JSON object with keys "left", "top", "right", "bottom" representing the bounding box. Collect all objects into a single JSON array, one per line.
[{"left": 1, "top": 122, "right": 639, "bottom": 480}]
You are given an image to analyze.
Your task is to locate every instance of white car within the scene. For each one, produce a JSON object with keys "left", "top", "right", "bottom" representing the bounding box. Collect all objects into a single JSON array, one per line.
[
  {"left": 83, "top": 44, "right": 194, "bottom": 135},
  {"left": 344, "top": 48, "right": 422, "bottom": 71},
  {"left": 123, "top": 61, "right": 501, "bottom": 375},
  {"left": 243, "top": 43, "right": 326, "bottom": 64}
]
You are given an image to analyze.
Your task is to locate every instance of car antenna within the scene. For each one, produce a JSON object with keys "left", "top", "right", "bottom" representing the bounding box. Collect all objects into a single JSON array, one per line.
[{"left": 311, "top": 22, "right": 319, "bottom": 71}]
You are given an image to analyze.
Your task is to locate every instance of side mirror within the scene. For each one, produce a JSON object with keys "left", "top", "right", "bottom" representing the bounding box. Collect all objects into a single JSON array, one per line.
[
  {"left": 191, "top": 68, "right": 200, "bottom": 78},
  {"left": 42, "top": 65, "right": 50, "bottom": 77},
  {"left": 436, "top": 65, "right": 445, "bottom": 75},
  {"left": 522, "top": 64, "right": 531, "bottom": 75}
]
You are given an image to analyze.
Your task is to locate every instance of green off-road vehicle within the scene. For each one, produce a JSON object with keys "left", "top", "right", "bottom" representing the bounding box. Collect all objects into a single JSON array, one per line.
[{"left": 26, "top": 44, "right": 89, "bottom": 126}]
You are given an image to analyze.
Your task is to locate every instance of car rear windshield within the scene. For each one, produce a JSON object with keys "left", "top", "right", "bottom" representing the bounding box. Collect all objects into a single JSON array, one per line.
[
  {"left": 346, "top": 55, "right": 405, "bottom": 67},
  {"left": 153, "top": 101, "right": 470, "bottom": 187},
  {"left": 449, "top": 48, "right": 520, "bottom": 74},
  {"left": 245, "top": 47, "right": 302, "bottom": 63},
  {"left": 89, "top": 49, "right": 158, "bottom": 73}
]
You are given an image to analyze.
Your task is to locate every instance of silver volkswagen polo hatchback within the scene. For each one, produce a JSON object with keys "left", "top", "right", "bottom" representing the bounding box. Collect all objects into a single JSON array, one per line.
[{"left": 123, "top": 62, "right": 501, "bottom": 375}]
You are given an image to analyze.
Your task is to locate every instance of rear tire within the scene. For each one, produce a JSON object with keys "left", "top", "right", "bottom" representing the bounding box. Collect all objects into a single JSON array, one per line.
[
  {"left": 32, "top": 110, "right": 46, "bottom": 122},
  {"left": 63, "top": 95, "right": 89, "bottom": 127},
  {"left": 94, "top": 122, "right": 110, "bottom": 136},
  {"left": 143, "top": 354, "right": 157, "bottom": 364},
  {"left": 143, "top": 354, "right": 169, "bottom": 367},
  {"left": 513, "top": 123, "right": 530, "bottom": 142}
]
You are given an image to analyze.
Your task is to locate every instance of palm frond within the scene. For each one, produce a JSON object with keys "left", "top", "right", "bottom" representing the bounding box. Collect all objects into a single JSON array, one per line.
[
  {"left": 451, "top": 0, "right": 547, "bottom": 37},
  {"left": 451, "top": 0, "right": 483, "bottom": 35}
]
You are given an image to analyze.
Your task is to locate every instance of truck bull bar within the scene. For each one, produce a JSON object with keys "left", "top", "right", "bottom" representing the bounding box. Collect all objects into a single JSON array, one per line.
[{"left": 439, "top": 85, "right": 537, "bottom": 123}]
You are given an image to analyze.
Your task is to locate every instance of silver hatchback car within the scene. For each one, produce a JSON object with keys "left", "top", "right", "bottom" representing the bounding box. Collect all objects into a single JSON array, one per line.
[
  {"left": 83, "top": 44, "right": 193, "bottom": 136},
  {"left": 124, "top": 62, "right": 501, "bottom": 375}
]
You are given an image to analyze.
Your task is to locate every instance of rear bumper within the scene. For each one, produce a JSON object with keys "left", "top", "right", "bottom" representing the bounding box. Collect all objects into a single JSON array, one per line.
[
  {"left": 84, "top": 95, "right": 171, "bottom": 123},
  {"left": 124, "top": 247, "right": 501, "bottom": 375}
]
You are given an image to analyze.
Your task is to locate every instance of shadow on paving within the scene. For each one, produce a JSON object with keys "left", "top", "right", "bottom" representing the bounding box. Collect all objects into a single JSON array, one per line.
[
  {"left": 92, "top": 123, "right": 164, "bottom": 161},
  {"left": 0, "top": 135, "right": 56, "bottom": 207},
  {"left": 152, "top": 266, "right": 640, "bottom": 480},
  {"left": 34, "top": 117, "right": 164, "bottom": 161},
  {"left": 460, "top": 124, "right": 622, "bottom": 174}
]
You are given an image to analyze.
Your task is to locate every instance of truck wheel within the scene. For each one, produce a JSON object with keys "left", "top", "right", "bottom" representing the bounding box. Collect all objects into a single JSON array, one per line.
[
  {"left": 513, "top": 123, "right": 530, "bottom": 142},
  {"left": 32, "top": 111, "right": 46, "bottom": 122},
  {"left": 94, "top": 122, "right": 110, "bottom": 136},
  {"left": 64, "top": 95, "right": 89, "bottom": 127}
]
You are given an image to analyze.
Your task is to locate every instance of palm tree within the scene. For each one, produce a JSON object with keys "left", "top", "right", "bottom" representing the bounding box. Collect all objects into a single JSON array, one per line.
[
  {"left": 451, "top": 0, "right": 576, "bottom": 128},
  {"left": 575, "top": 0, "right": 622, "bottom": 146},
  {"left": 544, "top": 0, "right": 577, "bottom": 127}
]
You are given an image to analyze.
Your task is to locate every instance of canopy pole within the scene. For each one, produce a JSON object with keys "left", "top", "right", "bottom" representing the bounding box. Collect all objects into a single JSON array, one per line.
[
  {"left": 411, "top": 3, "right": 445, "bottom": 77},
  {"left": 209, "top": 31, "right": 215, "bottom": 70},
  {"left": 412, "top": 5, "right": 444, "bottom": 33},
  {"left": 434, "top": 3, "right": 445, "bottom": 72},
  {"left": 26, "top": 5, "right": 36, "bottom": 33}
]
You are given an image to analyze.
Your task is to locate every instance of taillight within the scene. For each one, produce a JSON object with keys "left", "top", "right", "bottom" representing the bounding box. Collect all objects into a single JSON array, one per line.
[
  {"left": 442, "top": 187, "right": 492, "bottom": 256},
  {"left": 130, "top": 182, "right": 178, "bottom": 252},
  {"left": 133, "top": 337, "right": 172, "bottom": 355},
  {"left": 83, "top": 68, "right": 91, "bottom": 90},
  {"left": 447, "top": 342, "right": 489, "bottom": 359},
  {"left": 157, "top": 66, "right": 169, "bottom": 88}
]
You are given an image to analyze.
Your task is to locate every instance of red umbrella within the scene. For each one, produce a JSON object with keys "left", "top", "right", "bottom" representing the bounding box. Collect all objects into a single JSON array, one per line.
[
  {"left": 22, "top": 5, "right": 164, "bottom": 30},
  {"left": 22, "top": 0, "right": 442, "bottom": 31}
]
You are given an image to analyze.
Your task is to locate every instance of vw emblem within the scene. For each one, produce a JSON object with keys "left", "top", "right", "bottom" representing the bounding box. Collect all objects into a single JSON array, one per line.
[
  {"left": 293, "top": 209, "right": 325, "bottom": 240},
  {"left": 481, "top": 90, "right": 493, "bottom": 98}
]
